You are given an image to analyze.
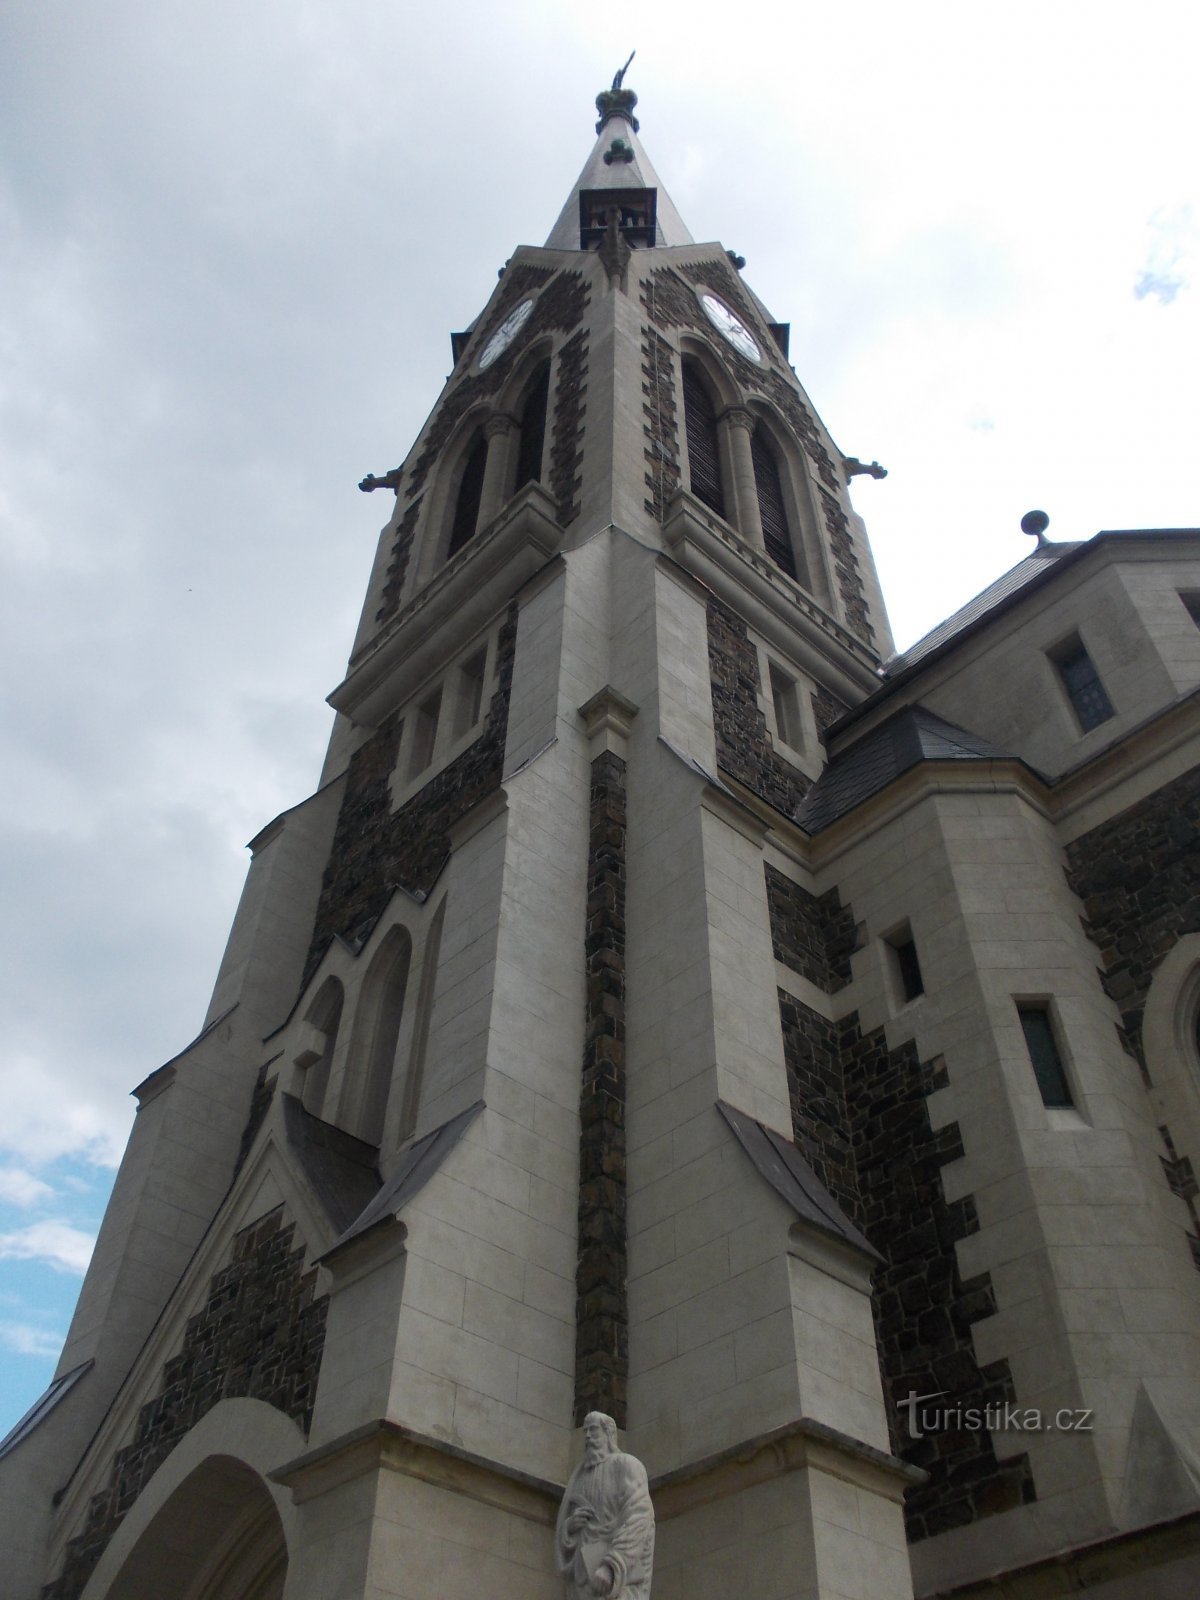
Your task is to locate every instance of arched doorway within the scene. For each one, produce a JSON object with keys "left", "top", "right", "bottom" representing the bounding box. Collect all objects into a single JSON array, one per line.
[{"left": 98, "top": 1455, "right": 286, "bottom": 1600}]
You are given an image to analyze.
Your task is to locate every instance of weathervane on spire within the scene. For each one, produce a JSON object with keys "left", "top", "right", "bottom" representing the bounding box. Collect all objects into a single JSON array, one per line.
[{"left": 596, "top": 51, "right": 639, "bottom": 134}]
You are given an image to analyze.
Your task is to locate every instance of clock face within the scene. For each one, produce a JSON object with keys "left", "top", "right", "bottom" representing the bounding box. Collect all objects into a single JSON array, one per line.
[
  {"left": 478, "top": 298, "right": 534, "bottom": 370},
  {"left": 700, "top": 293, "right": 762, "bottom": 364}
]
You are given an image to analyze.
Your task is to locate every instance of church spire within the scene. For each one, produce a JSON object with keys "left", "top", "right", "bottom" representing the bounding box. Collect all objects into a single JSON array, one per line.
[{"left": 543, "top": 61, "right": 694, "bottom": 251}]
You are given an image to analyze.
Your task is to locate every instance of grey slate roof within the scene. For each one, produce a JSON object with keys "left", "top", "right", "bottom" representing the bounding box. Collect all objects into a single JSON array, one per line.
[
  {"left": 799, "top": 706, "right": 1016, "bottom": 834},
  {"left": 717, "top": 1101, "right": 881, "bottom": 1261},
  {"left": 320, "top": 1100, "right": 485, "bottom": 1260},
  {"left": 282, "top": 1094, "right": 382, "bottom": 1234},
  {"left": 883, "top": 542, "right": 1083, "bottom": 676}
]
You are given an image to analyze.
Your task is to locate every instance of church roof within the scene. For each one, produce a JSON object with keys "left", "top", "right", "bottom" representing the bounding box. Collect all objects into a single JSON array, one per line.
[
  {"left": 799, "top": 705, "right": 1018, "bottom": 833},
  {"left": 544, "top": 72, "right": 694, "bottom": 251},
  {"left": 883, "top": 541, "right": 1084, "bottom": 675}
]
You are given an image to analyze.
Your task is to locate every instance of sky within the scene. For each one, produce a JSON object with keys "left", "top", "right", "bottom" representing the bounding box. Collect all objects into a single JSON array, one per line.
[{"left": 1, "top": 0, "right": 1197, "bottom": 1437}]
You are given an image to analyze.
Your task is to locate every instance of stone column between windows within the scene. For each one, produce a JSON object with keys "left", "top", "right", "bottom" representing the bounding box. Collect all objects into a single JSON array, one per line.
[
  {"left": 478, "top": 412, "right": 518, "bottom": 528},
  {"left": 720, "top": 406, "right": 765, "bottom": 551}
]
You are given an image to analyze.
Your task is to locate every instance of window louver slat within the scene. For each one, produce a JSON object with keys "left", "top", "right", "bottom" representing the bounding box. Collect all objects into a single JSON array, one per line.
[
  {"left": 683, "top": 362, "right": 725, "bottom": 518},
  {"left": 514, "top": 361, "right": 550, "bottom": 491},
  {"left": 448, "top": 434, "right": 488, "bottom": 557},
  {"left": 751, "top": 427, "right": 796, "bottom": 578}
]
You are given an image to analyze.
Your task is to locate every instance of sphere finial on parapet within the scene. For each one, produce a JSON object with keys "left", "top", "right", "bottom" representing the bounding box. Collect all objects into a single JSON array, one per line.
[{"left": 596, "top": 52, "right": 639, "bottom": 133}]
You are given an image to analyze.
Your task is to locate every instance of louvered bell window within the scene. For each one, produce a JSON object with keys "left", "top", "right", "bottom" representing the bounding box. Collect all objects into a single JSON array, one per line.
[
  {"left": 448, "top": 433, "right": 488, "bottom": 558},
  {"left": 514, "top": 361, "right": 550, "bottom": 492},
  {"left": 751, "top": 426, "right": 796, "bottom": 579},
  {"left": 683, "top": 361, "right": 725, "bottom": 519}
]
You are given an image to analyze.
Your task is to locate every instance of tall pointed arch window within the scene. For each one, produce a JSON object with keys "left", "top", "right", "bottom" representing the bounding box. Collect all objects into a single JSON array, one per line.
[
  {"left": 447, "top": 432, "right": 488, "bottom": 558},
  {"left": 751, "top": 424, "right": 798, "bottom": 580},
  {"left": 346, "top": 928, "right": 412, "bottom": 1146},
  {"left": 682, "top": 359, "right": 726, "bottom": 519},
  {"left": 300, "top": 977, "right": 344, "bottom": 1120},
  {"left": 514, "top": 359, "right": 551, "bottom": 492}
]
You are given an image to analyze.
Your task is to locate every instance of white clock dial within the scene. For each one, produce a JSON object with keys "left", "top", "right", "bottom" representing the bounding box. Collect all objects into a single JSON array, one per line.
[
  {"left": 477, "top": 298, "right": 534, "bottom": 370},
  {"left": 700, "top": 293, "right": 762, "bottom": 364}
]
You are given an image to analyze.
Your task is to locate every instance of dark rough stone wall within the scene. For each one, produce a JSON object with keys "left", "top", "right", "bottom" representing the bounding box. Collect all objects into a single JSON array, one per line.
[
  {"left": 364, "top": 268, "right": 590, "bottom": 638},
  {"left": 778, "top": 988, "right": 1034, "bottom": 1540},
  {"left": 575, "top": 750, "right": 629, "bottom": 1426},
  {"left": 1064, "top": 763, "right": 1200, "bottom": 1066},
  {"left": 375, "top": 496, "right": 422, "bottom": 630},
  {"left": 811, "top": 683, "right": 849, "bottom": 737},
  {"left": 404, "top": 265, "right": 568, "bottom": 501},
  {"left": 819, "top": 488, "right": 873, "bottom": 647},
  {"left": 707, "top": 599, "right": 810, "bottom": 821},
  {"left": 765, "top": 863, "right": 859, "bottom": 992},
  {"left": 640, "top": 263, "right": 839, "bottom": 494},
  {"left": 1065, "top": 761, "right": 1200, "bottom": 1264},
  {"left": 45, "top": 1207, "right": 324, "bottom": 1600},
  {"left": 641, "top": 326, "right": 680, "bottom": 522},
  {"left": 304, "top": 604, "right": 518, "bottom": 987},
  {"left": 550, "top": 326, "right": 588, "bottom": 528},
  {"left": 638, "top": 260, "right": 876, "bottom": 646}
]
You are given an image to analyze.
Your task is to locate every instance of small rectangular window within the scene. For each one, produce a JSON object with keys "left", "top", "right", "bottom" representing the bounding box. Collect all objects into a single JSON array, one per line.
[
  {"left": 885, "top": 924, "right": 924, "bottom": 1002},
  {"left": 409, "top": 688, "right": 442, "bottom": 779},
  {"left": 769, "top": 662, "right": 803, "bottom": 751},
  {"left": 454, "top": 650, "right": 488, "bottom": 740},
  {"left": 1050, "top": 635, "right": 1114, "bottom": 732},
  {"left": 894, "top": 938, "right": 924, "bottom": 1001},
  {"left": 1017, "top": 1004, "right": 1074, "bottom": 1108}
]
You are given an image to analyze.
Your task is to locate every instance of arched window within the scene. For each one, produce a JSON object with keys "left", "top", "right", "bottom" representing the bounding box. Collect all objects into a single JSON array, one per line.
[
  {"left": 514, "top": 360, "right": 550, "bottom": 492},
  {"left": 682, "top": 359, "right": 726, "bottom": 519},
  {"left": 300, "top": 977, "right": 344, "bottom": 1119},
  {"left": 347, "top": 928, "right": 412, "bottom": 1146},
  {"left": 447, "top": 432, "right": 488, "bottom": 558},
  {"left": 751, "top": 424, "right": 798, "bottom": 580}
]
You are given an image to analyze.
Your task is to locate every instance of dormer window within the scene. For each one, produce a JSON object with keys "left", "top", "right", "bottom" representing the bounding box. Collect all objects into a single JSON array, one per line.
[{"left": 579, "top": 187, "right": 657, "bottom": 249}]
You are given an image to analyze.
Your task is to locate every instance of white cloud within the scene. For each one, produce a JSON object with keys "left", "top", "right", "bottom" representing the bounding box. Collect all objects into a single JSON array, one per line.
[
  {"left": 0, "top": 1222, "right": 97, "bottom": 1276},
  {"left": 0, "top": 1320, "right": 65, "bottom": 1359},
  {"left": 0, "top": 1168, "right": 55, "bottom": 1208}
]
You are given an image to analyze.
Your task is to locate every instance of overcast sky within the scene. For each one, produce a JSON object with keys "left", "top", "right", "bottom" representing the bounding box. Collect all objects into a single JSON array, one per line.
[{"left": 1, "top": 0, "right": 1197, "bottom": 1435}]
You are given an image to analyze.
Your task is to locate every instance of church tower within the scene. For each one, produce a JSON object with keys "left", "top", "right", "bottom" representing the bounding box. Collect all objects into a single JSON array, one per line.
[{"left": 6, "top": 67, "right": 1200, "bottom": 1600}]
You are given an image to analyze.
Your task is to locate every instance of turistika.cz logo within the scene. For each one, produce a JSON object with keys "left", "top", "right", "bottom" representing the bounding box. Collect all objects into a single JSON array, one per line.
[{"left": 898, "top": 1391, "right": 1094, "bottom": 1441}]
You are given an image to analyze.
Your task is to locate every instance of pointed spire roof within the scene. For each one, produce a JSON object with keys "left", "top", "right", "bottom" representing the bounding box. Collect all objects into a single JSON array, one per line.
[{"left": 544, "top": 65, "right": 694, "bottom": 251}]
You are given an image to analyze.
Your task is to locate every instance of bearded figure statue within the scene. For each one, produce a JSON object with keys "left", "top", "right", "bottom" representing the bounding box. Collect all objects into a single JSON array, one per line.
[{"left": 555, "top": 1412, "right": 655, "bottom": 1598}]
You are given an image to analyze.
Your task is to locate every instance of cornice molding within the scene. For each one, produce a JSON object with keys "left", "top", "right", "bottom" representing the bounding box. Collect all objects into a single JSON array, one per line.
[
  {"left": 330, "top": 482, "right": 563, "bottom": 727},
  {"left": 662, "top": 490, "right": 881, "bottom": 704}
]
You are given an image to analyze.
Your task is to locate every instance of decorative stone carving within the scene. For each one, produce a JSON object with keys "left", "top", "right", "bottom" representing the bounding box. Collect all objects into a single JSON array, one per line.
[{"left": 556, "top": 1412, "right": 654, "bottom": 1598}]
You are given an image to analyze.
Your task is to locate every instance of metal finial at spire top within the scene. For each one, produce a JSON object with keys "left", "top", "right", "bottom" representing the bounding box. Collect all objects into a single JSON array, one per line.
[
  {"left": 596, "top": 54, "right": 639, "bottom": 134},
  {"left": 612, "top": 51, "right": 635, "bottom": 90},
  {"left": 1020, "top": 508, "right": 1051, "bottom": 548}
]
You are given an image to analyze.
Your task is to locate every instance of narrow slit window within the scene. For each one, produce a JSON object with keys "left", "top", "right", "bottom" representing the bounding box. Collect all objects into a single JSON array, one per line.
[
  {"left": 1051, "top": 635, "right": 1114, "bottom": 732},
  {"left": 769, "top": 662, "right": 802, "bottom": 751},
  {"left": 409, "top": 688, "right": 441, "bottom": 779},
  {"left": 1018, "top": 1005, "right": 1074, "bottom": 1108},
  {"left": 894, "top": 938, "right": 924, "bottom": 1001},
  {"left": 454, "top": 649, "right": 488, "bottom": 740},
  {"left": 886, "top": 926, "right": 924, "bottom": 1002}
]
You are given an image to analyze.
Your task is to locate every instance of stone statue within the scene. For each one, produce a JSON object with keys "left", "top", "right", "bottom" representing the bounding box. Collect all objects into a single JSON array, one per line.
[{"left": 556, "top": 1412, "right": 655, "bottom": 1598}]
